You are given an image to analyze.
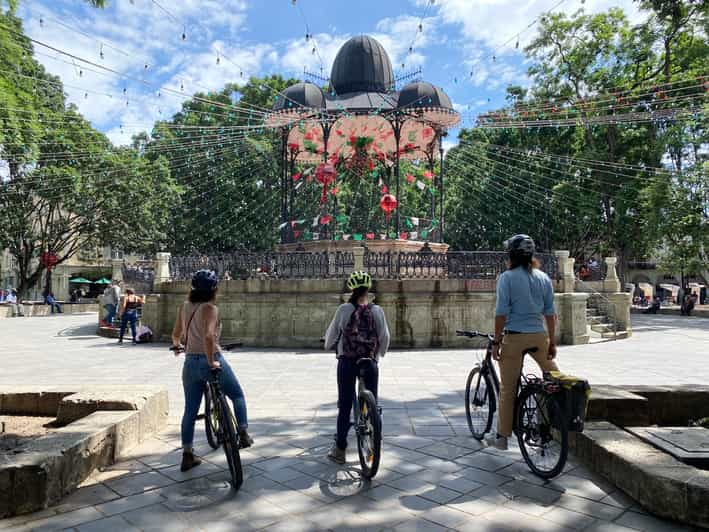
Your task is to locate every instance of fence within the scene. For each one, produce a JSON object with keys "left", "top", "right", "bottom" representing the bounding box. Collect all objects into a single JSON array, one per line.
[
  {"left": 168, "top": 250, "right": 561, "bottom": 281},
  {"left": 169, "top": 251, "right": 354, "bottom": 281},
  {"left": 122, "top": 263, "right": 155, "bottom": 294}
]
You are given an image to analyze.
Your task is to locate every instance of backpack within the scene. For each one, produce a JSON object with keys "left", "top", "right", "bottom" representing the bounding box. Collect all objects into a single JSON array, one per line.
[{"left": 341, "top": 304, "right": 379, "bottom": 360}]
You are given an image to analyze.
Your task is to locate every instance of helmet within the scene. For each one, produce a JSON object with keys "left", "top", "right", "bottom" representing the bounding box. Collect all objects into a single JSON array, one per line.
[
  {"left": 346, "top": 271, "right": 372, "bottom": 291},
  {"left": 504, "top": 234, "right": 535, "bottom": 257},
  {"left": 192, "top": 269, "right": 218, "bottom": 292}
]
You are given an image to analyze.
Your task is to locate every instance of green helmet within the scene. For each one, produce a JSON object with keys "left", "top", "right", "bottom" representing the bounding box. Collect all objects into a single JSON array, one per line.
[{"left": 347, "top": 271, "right": 372, "bottom": 291}]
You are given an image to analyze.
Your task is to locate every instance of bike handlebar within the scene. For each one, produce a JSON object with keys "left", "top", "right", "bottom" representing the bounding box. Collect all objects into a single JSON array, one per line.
[{"left": 456, "top": 330, "right": 494, "bottom": 341}]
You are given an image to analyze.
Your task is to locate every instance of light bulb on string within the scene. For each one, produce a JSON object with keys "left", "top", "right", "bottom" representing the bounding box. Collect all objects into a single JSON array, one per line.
[
  {"left": 79, "top": 69, "right": 83, "bottom": 77},
  {"left": 305, "top": 33, "right": 310, "bottom": 41},
  {"left": 492, "top": 55, "right": 496, "bottom": 62},
  {"left": 418, "top": 23, "right": 423, "bottom": 32},
  {"left": 515, "top": 36, "right": 520, "bottom": 49},
  {"left": 84, "top": 92, "right": 88, "bottom": 99},
  {"left": 99, "top": 43, "right": 104, "bottom": 59},
  {"left": 182, "top": 26, "right": 187, "bottom": 41},
  {"left": 39, "top": 17, "right": 43, "bottom": 27},
  {"left": 180, "top": 80, "right": 184, "bottom": 91},
  {"left": 216, "top": 53, "right": 220, "bottom": 65},
  {"left": 312, "top": 46, "right": 316, "bottom": 55},
  {"left": 144, "top": 63, "right": 149, "bottom": 70}
]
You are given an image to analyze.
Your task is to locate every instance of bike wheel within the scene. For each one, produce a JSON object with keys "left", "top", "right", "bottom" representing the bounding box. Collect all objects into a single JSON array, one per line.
[
  {"left": 515, "top": 386, "right": 568, "bottom": 479},
  {"left": 218, "top": 395, "right": 243, "bottom": 490},
  {"left": 465, "top": 366, "right": 495, "bottom": 440},
  {"left": 204, "top": 386, "right": 220, "bottom": 450},
  {"left": 356, "top": 390, "right": 381, "bottom": 479}
]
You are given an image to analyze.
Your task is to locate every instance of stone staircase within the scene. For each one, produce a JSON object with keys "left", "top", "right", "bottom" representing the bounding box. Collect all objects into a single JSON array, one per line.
[{"left": 586, "top": 299, "right": 629, "bottom": 341}]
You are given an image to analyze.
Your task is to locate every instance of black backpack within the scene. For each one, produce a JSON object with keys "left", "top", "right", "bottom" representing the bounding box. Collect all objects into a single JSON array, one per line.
[{"left": 342, "top": 304, "right": 379, "bottom": 360}]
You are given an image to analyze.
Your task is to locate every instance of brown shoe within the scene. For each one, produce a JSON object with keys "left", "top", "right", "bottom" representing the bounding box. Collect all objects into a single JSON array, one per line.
[
  {"left": 239, "top": 429, "right": 254, "bottom": 449},
  {"left": 180, "top": 451, "right": 202, "bottom": 472}
]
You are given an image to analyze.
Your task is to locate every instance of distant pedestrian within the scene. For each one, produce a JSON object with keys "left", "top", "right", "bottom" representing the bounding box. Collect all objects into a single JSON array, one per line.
[
  {"left": 103, "top": 280, "right": 121, "bottom": 326},
  {"left": 45, "top": 292, "right": 62, "bottom": 314},
  {"left": 7, "top": 289, "right": 25, "bottom": 317},
  {"left": 680, "top": 294, "right": 695, "bottom": 316},
  {"left": 644, "top": 296, "right": 661, "bottom": 314},
  {"left": 118, "top": 288, "right": 143, "bottom": 344}
]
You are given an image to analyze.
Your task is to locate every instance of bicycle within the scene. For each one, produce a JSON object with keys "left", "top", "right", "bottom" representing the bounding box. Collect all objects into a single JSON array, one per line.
[
  {"left": 171, "top": 344, "right": 243, "bottom": 490},
  {"left": 352, "top": 358, "right": 382, "bottom": 479},
  {"left": 458, "top": 330, "right": 568, "bottom": 479}
]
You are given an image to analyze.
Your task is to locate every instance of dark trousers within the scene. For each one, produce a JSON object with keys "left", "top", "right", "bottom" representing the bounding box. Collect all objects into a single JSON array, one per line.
[
  {"left": 119, "top": 310, "right": 138, "bottom": 341},
  {"left": 336, "top": 358, "right": 378, "bottom": 449},
  {"left": 48, "top": 303, "right": 62, "bottom": 313}
]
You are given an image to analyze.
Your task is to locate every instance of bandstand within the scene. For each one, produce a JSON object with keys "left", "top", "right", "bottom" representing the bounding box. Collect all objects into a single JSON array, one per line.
[{"left": 264, "top": 35, "right": 459, "bottom": 253}]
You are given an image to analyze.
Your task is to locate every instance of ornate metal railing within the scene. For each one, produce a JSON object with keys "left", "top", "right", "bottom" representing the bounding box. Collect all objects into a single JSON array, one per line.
[
  {"left": 169, "top": 251, "right": 354, "bottom": 281},
  {"left": 122, "top": 263, "right": 155, "bottom": 293},
  {"left": 169, "top": 250, "right": 561, "bottom": 281}
]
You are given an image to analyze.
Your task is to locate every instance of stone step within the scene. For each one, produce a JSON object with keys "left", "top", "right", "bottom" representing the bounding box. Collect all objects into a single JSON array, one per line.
[
  {"left": 602, "top": 330, "right": 629, "bottom": 340},
  {"left": 587, "top": 315, "right": 606, "bottom": 325},
  {"left": 591, "top": 323, "right": 614, "bottom": 333}
]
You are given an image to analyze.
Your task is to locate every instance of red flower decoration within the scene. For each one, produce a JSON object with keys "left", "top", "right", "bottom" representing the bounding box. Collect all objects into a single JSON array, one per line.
[
  {"left": 423, "top": 170, "right": 434, "bottom": 180},
  {"left": 315, "top": 163, "right": 337, "bottom": 204},
  {"left": 320, "top": 215, "right": 332, "bottom": 225},
  {"left": 292, "top": 172, "right": 302, "bottom": 181},
  {"left": 381, "top": 185, "right": 389, "bottom": 194},
  {"left": 366, "top": 233, "right": 375, "bottom": 240},
  {"left": 406, "top": 174, "right": 415, "bottom": 183},
  {"left": 288, "top": 143, "right": 299, "bottom": 152},
  {"left": 330, "top": 187, "right": 339, "bottom": 195},
  {"left": 400, "top": 231, "right": 409, "bottom": 240},
  {"left": 380, "top": 193, "right": 397, "bottom": 220}
]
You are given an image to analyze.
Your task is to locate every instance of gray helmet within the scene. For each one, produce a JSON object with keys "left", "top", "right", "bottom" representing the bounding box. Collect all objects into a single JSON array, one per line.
[{"left": 504, "top": 234, "right": 535, "bottom": 257}]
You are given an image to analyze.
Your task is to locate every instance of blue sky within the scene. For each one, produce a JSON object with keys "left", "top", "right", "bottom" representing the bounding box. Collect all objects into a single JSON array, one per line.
[{"left": 17, "top": 0, "right": 641, "bottom": 147}]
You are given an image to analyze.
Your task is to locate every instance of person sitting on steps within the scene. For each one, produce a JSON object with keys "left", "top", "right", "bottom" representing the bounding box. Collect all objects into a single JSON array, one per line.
[{"left": 323, "top": 271, "right": 390, "bottom": 465}]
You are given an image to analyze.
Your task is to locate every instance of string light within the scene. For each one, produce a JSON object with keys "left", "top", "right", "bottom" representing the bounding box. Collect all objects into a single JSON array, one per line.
[{"left": 181, "top": 26, "right": 186, "bottom": 41}]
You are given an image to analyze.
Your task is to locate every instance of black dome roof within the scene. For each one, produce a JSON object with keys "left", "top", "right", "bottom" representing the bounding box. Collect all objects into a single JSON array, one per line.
[
  {"left": 272, "top": 82, "right": 325, "bottom": 111},
  {"left": 330, "top": 35, "right": 394, "bottom": 95},
  {"left": 397, "top": 81, "right": 453, "bottom": 110}
]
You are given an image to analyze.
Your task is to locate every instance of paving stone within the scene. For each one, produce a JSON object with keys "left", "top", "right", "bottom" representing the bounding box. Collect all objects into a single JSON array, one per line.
[
  {"left": 24, "top": 506, "right": 104, "bottom": 532},
  {"left": 392, "top": 518, "right": 449, "bottom": 531},
  {"left": 75, "top": 515, "right": 141, "bottom": 532},
  {"left": 438, "top": 474, "right": 484, "bottom": 494},
  {"left": 417, "top": 485, "right": 462, "bottom": 504},
  {"left": 419, "top": 504, "right": 473, "bottom": 528},
  {"left": 542, "top": 506, "right": 598, "bottom": 530},
  {"left": 51, "top": 483, "right": 119, "bottom": 513},
  {"left": 159, "top": 460, "right": 222, "bottom": 482},
  {"left": 418, "top": 442, "right": 473, "bottom": 460},
  {"left": 614, "top": 510, "right": 696, "bottom": 532},
  {"left": 103, "top": 470, "right": 174, "bottom": 497},
  {"left": 120, "top": 502, "right": 192, "bottom": 531},
  {"left": 503, "top": 496, "right": 553, "bottom": 517},
  {"left": 455, "top": 452, "right": 518, "bottom": 472},
  {"left": 554, "top": 494, "right": 626, "bottom": 522},
  {"left": 94, "top": 491, "right": 167, "bottom": 516},
  {"left": 446, "top": 493, "right": 498, "bottom": 516},
  {"left": 456, "top": 467, "right": 513, "bottom": 487}
]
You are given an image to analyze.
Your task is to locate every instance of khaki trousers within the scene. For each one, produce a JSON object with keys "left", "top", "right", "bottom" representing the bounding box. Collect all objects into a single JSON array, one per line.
[{"left": 497, "top": 332, "right": 558, "bottom": 437}]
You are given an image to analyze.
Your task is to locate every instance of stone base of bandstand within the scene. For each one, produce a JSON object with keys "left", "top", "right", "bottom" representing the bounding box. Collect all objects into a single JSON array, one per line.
[{"left": 142, "top": 278, "right": 591, "bottom": 348}]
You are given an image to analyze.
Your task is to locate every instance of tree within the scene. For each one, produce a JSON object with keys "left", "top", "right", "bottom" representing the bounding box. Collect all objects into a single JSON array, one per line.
[{"left": 0, "top": 13, "right": 179, "bottom": 297}]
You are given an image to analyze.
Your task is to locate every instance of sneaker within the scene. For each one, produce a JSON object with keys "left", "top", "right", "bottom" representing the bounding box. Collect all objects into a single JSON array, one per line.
[
  {"left": 239, "top": 429, "right": 254, "bottom": 449},
  {"left": 486, "top": 434, "right": 509, "bottom": 451},
  {"left": 180, "top": 451, "right": 202, "bottom": 472},
  {"left": 327, "top": 443, "right": 346, "bottom": 464}
]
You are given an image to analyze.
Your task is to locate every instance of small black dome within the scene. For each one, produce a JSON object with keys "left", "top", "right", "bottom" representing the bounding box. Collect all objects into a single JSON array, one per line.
[
  {"left": 397, "top": 82, "right": 453, "bottom": 110},
  {"left": 272, "top": 82, "right": 325, "bottom": 111},
  {"left": 330, "top": 35, "right": 394, "bottom": 95}
]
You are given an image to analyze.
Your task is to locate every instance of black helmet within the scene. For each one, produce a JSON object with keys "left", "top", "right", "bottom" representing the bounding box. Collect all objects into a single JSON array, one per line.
[
  {"left": 504, "top": 234, "right": 535, "bottom": 257},
  {"left": 192, "top": 269, "right": 218, "bottom": 292}
]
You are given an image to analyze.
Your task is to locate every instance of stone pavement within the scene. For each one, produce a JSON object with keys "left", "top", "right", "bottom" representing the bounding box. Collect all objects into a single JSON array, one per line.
[{"left": 1, "top": 313, "right": 707, "bottom": 531}]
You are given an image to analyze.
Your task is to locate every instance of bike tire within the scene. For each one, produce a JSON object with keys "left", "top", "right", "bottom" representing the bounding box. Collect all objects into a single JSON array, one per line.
[
  {"left": 356, "top": 390, "right": 381, "bottom": 479},
  {"left": 515, "top": 386, "right": 568, "bottom": 480},
  {"left": 204, "top": 386, "right": 220, "bottom": 450},
  {"left": 217, "top": 395, "right": 243, "bottom": 490},
  {"left": 465, "top": 366, "right": 495, "bottom": 440}
]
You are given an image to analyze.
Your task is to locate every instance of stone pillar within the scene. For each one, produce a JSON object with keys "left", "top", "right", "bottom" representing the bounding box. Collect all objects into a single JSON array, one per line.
[
  {"left": 554, "top": 250, "right": 575, "bottom": 293},
  {"left": 557, "top": 292, "right": 590, "bottom": 345},
  {"left": 111, "top": 259, "right": 123, "bottom": 282},
  {"left": 154, "top": 252, "right": 171, "bottom": 284},
  {"left": 353, "top": 247, "right": 365, "bottom": 272},
  {"left": 603, "top": 256, "right": 621, "bottom": 293},
  {"left": 605, "top": 292, "right": 632, "bottom": 335}
]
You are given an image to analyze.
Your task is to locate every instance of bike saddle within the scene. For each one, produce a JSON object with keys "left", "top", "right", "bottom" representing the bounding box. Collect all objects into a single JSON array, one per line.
[{"left": 523, "top": 347, "right": 539, "bottom": 355}]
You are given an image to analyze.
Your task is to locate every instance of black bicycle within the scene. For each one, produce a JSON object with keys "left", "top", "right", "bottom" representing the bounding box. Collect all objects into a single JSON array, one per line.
[
  {"left": 353, "top": 358, "right": 382, "bottom": 479},
  {"left": 171, "top": 344, "right": 243, "bottom": 490},
  {"left": 458, "top": 330, "right": 568, "bottom": 479}
]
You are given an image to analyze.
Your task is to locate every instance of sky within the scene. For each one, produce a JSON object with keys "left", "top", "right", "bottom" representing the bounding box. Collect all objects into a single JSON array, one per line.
[{"left": 16, "top": 0, "right": 643, "bottom": 148}]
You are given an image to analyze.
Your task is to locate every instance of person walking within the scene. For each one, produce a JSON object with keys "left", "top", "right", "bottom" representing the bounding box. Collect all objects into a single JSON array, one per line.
[
  {"left": 117, "top": 288, "right": 143, "bottom": 344},
  {"left": 171, "top": 269, "right": 253, "bottom": 472},
  {"left": 323, "top": 271, "right": 391, "bottom": 464},
  {"left": 45, "top": 292, "right": 62, "bottom": 314},
  {"left": 488, "top": 234, "right": 560, "bottom": 451},
  {"left": 103, "top": 280, "right": 120, "bottom": 326}
]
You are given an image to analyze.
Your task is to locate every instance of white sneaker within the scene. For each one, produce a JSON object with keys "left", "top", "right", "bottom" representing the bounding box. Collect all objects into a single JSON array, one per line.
[{"left": 486, "top": 434, "right": 508, "bottom": 450}]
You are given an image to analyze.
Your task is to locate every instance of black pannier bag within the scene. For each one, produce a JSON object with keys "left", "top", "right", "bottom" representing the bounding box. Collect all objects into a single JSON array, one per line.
[{"left": 545, "top": 371, "right": 591, "bottom": 432}]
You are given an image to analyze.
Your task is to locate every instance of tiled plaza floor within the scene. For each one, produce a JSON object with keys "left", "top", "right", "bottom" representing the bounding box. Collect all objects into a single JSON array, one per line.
[{"left": 0, "top": 313, "right": 707, "bottom": 531}]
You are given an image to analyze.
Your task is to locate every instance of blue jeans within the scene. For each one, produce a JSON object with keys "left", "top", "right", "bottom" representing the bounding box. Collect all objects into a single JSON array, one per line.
[
  {"left": 336, "top": 358, "right": 378, "bottom": 450},
  {"left": 48, "top": 302, "right": 62, "bottom": 313},
  {"left": 119, "top": 310, "right": 137, "bottom": 341},
  {"left": 181, "top": 353, "right": 248, "bottom": 448},
  {"left": 105, "top": 303, "right": 117, "bottom": 325}
]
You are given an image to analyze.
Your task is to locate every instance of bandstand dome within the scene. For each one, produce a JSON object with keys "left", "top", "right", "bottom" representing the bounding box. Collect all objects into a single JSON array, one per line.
[
  {"left": 272, "top": 81, "right": 326, "bottom": 112},
  {"left": 397, "top": 81, "right": 453, "bottom": 111},
  {"left": 330, "top": 35, "right": 394, "bottom": 95}
]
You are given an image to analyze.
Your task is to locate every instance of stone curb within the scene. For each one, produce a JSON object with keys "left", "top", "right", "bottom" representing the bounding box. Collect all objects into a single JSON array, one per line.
[
  {"left": 570, "top": 422, "right": 709, "bottom": 529},
  {"left": 0, "top": 387, "right": 168, "bottom": 518}
]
